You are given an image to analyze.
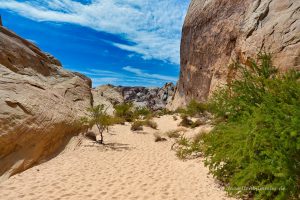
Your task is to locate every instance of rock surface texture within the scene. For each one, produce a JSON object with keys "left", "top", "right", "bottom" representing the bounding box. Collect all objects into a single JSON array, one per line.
[
  {"left": 0, "top": 26, "right": 92, "bottom": 181},
  {"left": 171, "top": 0, "right": 300, "bottom": 108},
  {"left": 93, "top": 83, "right": 175, "bottom": 111}
]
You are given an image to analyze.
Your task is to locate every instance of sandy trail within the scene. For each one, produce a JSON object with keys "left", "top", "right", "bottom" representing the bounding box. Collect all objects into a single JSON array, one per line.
[{"left": 0, "top": 115, "right": 233, "bottom": 200}]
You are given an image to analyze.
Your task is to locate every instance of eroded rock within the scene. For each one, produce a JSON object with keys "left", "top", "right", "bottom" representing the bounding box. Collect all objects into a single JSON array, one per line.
[
  {"left": 0, "top": 26, "right": 92, "bottom": 181},
  {"left": 171, "top": 0, "right": 300, "bottom": 109}
]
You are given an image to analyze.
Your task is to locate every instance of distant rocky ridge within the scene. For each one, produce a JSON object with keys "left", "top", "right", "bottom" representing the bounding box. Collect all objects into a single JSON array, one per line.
[
  {"left": 171, "top": 0, "right": 300, "bottom": 109},
  {"left": 92, "top": 83, "right": 175, "bottom": 113}
]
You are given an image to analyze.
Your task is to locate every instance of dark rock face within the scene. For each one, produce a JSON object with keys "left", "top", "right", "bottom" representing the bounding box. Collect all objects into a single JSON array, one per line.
[
  {"left": 117, "top": 82, "right": 175, "bottom": 110},
  {"left": 0, "top": 26, "right": 92, "bottom": 180},
  {"left": 94, "top": 83, "right": 175, "bottom": 111},
  {"left": 171, "top": 0, "right": 300, "bottom": 108}
]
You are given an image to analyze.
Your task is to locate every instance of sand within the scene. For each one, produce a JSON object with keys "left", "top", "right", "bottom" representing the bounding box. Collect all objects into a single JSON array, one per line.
[{"left": 0, "top": 115, "right": 233, "bottom": 200}]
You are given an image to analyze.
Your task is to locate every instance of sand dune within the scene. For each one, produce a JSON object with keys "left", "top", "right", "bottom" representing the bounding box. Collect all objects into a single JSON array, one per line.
[{"left": 0, "top": 115, "right": 233, "bottom": 200}]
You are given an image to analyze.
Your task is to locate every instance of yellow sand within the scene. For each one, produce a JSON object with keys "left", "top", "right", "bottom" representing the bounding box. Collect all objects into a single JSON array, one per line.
[{"left": 0, "top": 115, "right": 233, "bottom": 200}]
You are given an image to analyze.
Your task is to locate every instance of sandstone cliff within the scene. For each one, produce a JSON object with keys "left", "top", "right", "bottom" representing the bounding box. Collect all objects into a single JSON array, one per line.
[
  {"left": 171, "top": 0, "right": 300, "bottom": 108},
  {"left": 0, "top": 26, "right": 92, "bottom": 181}
]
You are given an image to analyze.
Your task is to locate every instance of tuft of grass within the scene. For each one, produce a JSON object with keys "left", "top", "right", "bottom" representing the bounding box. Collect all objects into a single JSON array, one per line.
[
  {"left": 131, "top": 120, "right": 144, "bottom": 131},
  {"left": 144, "top": 119, "right": 158, "bottom": 129},
  {"left": 174, "top": 135, "right": 202, "bottom": 160},
  {"left": 165, "top": 128, "right": 186, "bottom": 138},
  {"left": 154, "top": 133, "right": 167, "bottom": 142}
]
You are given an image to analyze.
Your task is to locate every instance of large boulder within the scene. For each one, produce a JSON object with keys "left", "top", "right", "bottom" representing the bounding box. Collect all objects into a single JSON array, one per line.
[
  {"left": 0, "top": 26, "right": 92, "bottom": 181},
  {"left": 171, "top": 0, "right": 300, "bottom": 108},
  {"left": 92, "top": 85, "right": 124, "bottom": 115}
]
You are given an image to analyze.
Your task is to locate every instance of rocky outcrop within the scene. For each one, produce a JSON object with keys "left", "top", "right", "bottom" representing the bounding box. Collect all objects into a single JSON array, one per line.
[
  {"left": 0, "top": 26, "right": 92, "bottom": 181},
  {"left": 92, "top": 85, "right": 124, "bottom": 115},
  {"left": 172, "top": 0, "right": 300, "bottom": 108},
  {"left": 93, "top": 83, "right": 175, "bottom": 111},
  {"left": 118, "top": 82, "right": 175, "bottom": 110}
]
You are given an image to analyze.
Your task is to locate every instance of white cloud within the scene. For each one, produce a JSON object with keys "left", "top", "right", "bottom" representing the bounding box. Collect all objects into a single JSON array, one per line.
[
  {"left": 76, "top": 66, "right": 177, "bottom": 87},
  {"left": 0, "top": 0, "right": 189, "bottom": 64},
  {"left": 123, "top": 66, "right": 177, "bottom": 82}
]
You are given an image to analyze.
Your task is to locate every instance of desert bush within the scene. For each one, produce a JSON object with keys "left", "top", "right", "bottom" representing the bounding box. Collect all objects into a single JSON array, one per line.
[
  {"left": 81, "top": 104, "right": 111, "bottom": 144},
  {"left": 173, "top": 115, "right": 178, "bottom": 121},
  {"left": 202, "top": 53, "right": 300, "bottom": 199},
  {"left": 134, "top": 107, "right": 152, "bottom": 119},
  {"left": 131, "top": 120, "right": 144, "bottom": 131},
  {"left": 144, "top": 119, "right": 158, "bottom": 129},
  {"left": 175, "top": 135, "right": 202, "bottom": 160},
  {"left": 185, "top": 99, "right": 208, "bottom": 117},
  {"left": 114, "top": 102, "right": 136, "bottom": 122},
  {"left": 109, "top": 116, "right": 126, "bottom": 125}
]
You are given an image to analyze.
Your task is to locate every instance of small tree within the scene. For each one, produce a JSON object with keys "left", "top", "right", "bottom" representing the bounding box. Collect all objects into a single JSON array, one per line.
[{"left": 81, "top": 104, "right": 111, "bottom": 144}]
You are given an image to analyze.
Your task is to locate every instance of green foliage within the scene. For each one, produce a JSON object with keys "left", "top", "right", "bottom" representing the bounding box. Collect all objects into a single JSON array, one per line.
[
  {"left": 81, "top": 104, "right": 111, "bottom": 144},
  {"left": 175, "top": 135, "right": 202, "bottom": 160},
  {"left": 134, "top": 107, "right": 152, "bottom": 118},
  {"left": 202, "top": 53, "right": 300, "bottom": 199},
  {"left": 114, "top": 102, "right": 136, "bottom": 122},
  {"left": 185, "top": 99, "right": 208, "bottom": 117}
]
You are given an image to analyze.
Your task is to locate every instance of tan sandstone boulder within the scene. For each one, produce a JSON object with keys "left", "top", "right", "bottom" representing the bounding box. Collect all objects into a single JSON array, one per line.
[
  {"left": 0, "top": 26, "right": 92, "bottom": 181},
  {"left": 171, "top": 0, "right": 300, "bottom": 109}
]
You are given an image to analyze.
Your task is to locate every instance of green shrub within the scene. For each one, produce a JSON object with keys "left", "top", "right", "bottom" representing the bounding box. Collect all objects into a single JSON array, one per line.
[
  {"left": 175, "top": 135, "right": 202, "bottom": 160},
  {"left": 131, "top": 120, "right": 144, "bottom": 131},
  {"left": 81, "top": 104, "right": 112, "bottom": 144},
  {"left": 134, "top": 107, "right": 152, "bottom": 119},
  {"left": 186, "top": 99, "right": 208, "bottom": 117},
  {"left": 202, "top": 53, "right": 300, "bottom": 199},
  {"left": 114, "top": 102, "right": 136, "bottom": 122}
]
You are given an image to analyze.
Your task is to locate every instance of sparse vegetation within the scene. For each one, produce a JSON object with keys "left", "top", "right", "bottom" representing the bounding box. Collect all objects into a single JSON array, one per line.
[
  {"left": 143, "top": 119, "right": 158, "bottom": 129},
  {"left": 165, "top": 128, "right": 186, "bottom": 138},
  {"left": 130, "top": 120, "right": 144, "bottom": 131},
  {"left": 81, "top": 104, "right": 112, "bottom": 144},
  {"left": 174, "top": 134, "right": 202, "bottom": 160},
  {"left": 114, "top": 102, "right": 136, "bottom": 122},
  {"left": 172, "top": 115, "right": 178, "bottom": 121}
]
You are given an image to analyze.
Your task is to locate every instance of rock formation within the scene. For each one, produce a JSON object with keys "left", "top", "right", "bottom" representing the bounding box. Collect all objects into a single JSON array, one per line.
[
  {"left": 0, "top": 26, "right": 92, "bottom": 181},
  {"left": 93, "top": 83, "right": 175, "bottom": 111},
  {"left": 171, "top": 0, "right": 300, "bottom": 108}
]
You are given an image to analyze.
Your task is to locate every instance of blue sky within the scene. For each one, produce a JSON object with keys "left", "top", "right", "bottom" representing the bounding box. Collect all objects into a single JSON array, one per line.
[{"left": 0, "top": 0, "right": 190, "bottom": 87}]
